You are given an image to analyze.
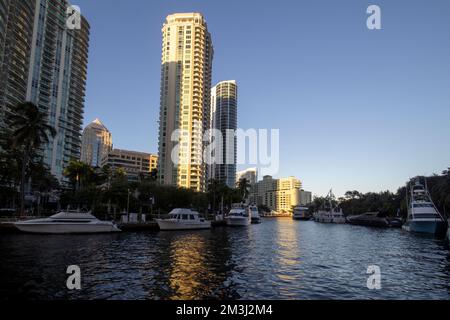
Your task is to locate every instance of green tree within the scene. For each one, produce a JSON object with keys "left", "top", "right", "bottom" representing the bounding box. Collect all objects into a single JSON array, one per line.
[
  {"left": 9, "top": 102, "right": 56, "bottom": 215},
  {"left": 63, "top": 159, "right": 95, "bottom": 191},
  {"left": 237, "top": 178, "right": 251, "bottom": 202}
]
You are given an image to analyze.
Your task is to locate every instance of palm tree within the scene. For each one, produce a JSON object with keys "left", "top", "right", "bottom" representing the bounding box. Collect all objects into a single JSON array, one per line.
[
  {"left": 63, "top": 159, "right": 94, "bottom": 191},
  {"left": 237, "top": 178, "right": 251, "bottom": 202},
  {"left": 207, "top": 179, "right": 222, "bottom": 214},
  {"left": 9, "top": 102, "right": 56, "bottom": 216}
]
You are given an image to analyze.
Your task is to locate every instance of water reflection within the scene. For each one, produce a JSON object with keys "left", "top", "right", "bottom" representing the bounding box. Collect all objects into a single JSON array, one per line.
[
  {"left": 0, "top": 220, "right": 449, "bottom": 299},
  {"left": 167, "top": 233, "right": 208, "bottom": 299}
]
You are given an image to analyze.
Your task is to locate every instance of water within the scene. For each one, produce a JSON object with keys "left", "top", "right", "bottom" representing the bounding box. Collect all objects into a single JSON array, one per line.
[{"left": 1, "top": 218, "right": 449, "bottom": 300}]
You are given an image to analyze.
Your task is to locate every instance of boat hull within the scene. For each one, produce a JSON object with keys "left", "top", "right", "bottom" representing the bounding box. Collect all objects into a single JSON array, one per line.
[
  {"left": 402, "top": 220, "right": 447, "bottom": 235},
  {"left": 226, "top": 217, "right": 250, "bottom": 226},
  {"left": 315, "top": 217, "right": 345, "bottom": 224},
  {"left": 293, "top": 215, "right": 311, "bottom": 221},
  {"left": 347, "top": 218, "right": 389, "bottom": 228},
  {"left": 156, "top": 219, "right": 211, "bottom": 231},
  {"left": 14, "top": 223, "right": 121, "bottom": 234}
]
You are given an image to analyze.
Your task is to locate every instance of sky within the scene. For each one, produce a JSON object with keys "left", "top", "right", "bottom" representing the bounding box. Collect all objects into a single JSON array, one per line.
[{"left": 74, "top": 0, "right": 450, "bottom": 197}]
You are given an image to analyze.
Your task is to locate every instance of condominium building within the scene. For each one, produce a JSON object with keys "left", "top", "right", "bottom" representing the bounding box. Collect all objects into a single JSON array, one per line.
[
  {"left": 210, "top": 80, "right": 237, "bottom": 188},
  {"left": 0, "top": 0, "right": 35, "bottom": 128},
  {"left": 251, "top": 175, "right": 302, "bottom": 214},
  {"left": 157, "top": 13, "right": 214, "bottom": 192},
  {"left": 0, "top": 0, "right": 90, "bottom": 182},
  {"left": 102, "top": 149, "right": 158, "bottom": 182},
  {"left": 80, "top": 119, "right": 112, "bottom": 167},
  {"left": 236, "top": 167, "right": 258, "bottom": 186},
  {"left": 300, "top": 190, "right": 312, "bottom": 205}
]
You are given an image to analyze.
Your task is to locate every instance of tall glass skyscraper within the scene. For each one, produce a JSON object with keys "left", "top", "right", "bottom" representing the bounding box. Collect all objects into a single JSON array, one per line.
[
  {"left": 210, "top": 80, "right": 237, "bottom": 188},
  {"left": 157, "top": 13, "right": 213, "bottom": 192},
  {"left": 0, "top": 0, "right": 90, "bottom": 182}
]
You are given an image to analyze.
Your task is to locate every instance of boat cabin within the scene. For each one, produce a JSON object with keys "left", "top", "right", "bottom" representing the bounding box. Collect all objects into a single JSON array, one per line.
[{"left": 168, "top": 209, "right": 205, "bottom": 222}]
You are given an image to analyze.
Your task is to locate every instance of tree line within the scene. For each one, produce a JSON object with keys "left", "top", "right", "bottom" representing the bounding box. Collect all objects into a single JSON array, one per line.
[
  {"left": 309, "top": 170, "right": 450, "bottom": 218},
  {"left": 0, "top": 102, "right": 252, "bottom": 218}
]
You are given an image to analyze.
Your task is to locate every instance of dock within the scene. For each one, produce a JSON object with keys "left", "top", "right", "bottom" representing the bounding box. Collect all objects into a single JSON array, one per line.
[
  {"left": 118, "top": 222, "right": 159, "bottom": 231},
  {"left": 0, "top": 219, "right": 228, "bottom": 234},
  {"left": 119, "top": 219, "right": 227, "bottom": 231}
]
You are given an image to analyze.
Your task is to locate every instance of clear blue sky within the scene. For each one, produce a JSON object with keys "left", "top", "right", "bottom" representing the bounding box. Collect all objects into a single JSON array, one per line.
[{"left": 75, "top": 0, "right": 450, "bottom": 197}]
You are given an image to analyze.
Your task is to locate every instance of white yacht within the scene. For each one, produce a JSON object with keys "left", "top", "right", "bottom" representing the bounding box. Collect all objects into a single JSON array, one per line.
[
  {"left": 248, "top": 204, "right": 261, "bottom": 224},
  {"left": 293, "top": 206, "right": 311, "bottom": 220},
  {"left": 156, "top": 208, "right": 211, "bottom": 231},
  {"left": 14, "top": 210, "right": 121, "bottom": 234},
  {"left": 226, "top": 204, "right": 251, "bottom": 226},
  {"left": 402, "top": 178, "right": 446, "bottom": 235},
  {"left": 313, "top": 190, "right": 346, "bottom": 224}
]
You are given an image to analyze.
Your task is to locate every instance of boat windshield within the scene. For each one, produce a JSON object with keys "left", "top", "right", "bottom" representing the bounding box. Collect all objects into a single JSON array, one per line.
[
  {"left": 169, "top": 213, "right": 198, "bottom": 220},
  {"left": 412, "top": 203, "right": 434, "bottom": 208},
  {"left": 229, "top": 210, "right": 245, "bottom": 216}
]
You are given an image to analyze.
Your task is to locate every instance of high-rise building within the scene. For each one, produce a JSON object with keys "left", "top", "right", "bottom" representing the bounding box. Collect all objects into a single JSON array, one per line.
[
  {"left": 157, "top": 13, "right": 213, "bottom": 192},
  {"left": 0, "top": 0, "right": 36, "bottom": 128},
  {"left": 102, "top": 149, "right": 158, "bottom": 182},
  {"left": 210, "top": 80, "right": 237, "bottom": 188},
  {"left": 0, "top": 0, "right": 90, "bottom": 182},
  {"left": 300, "top": 190, "right": 312, "bottom": 205},
  {"left": 80, "top": 119, "right": 112, "bottom": 167},
  {"left": 251, "top": 175, "right": 302, "bottom": 214},
  {"left": 236, "top": 167, "right": 258, "bottom": 186}
]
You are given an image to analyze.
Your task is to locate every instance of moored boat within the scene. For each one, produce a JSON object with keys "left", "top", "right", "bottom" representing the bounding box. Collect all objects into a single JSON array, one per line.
[
  {"left": 226, "top": 204, "right": 251, "bottom": 226},
  {"left": 14, "top": 210, "right": 121, "bottom": 234},
  {"left": 248, "top": 204, "right": 261, "bottom": 224},
  {"left": 293, "top": 206, "right": 311, "bottom": 220},
  {"left": 156, "top": 208, "right": 211, "bottom": 231},
  {"left": 346, "top": 212, "right": 389, "bottom": 228},
  {"left": 387, "top": 217, "right": 403, "bottom": 228},
  {"left": 402, "top": 177, "right": 446, "bottom": 236},
  {"left": 313, "top": 189, "right": 346, "bottom": 224}
]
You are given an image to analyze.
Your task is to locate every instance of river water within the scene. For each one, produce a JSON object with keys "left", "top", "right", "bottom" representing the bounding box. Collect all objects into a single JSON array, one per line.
[{"left": 1, "top": 218, "right": 449, "bottom": 300}]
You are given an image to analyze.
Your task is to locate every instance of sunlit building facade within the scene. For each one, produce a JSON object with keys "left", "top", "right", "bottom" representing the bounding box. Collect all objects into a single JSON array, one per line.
[
  {"left": 80, "top": 119, "right": 112, "bottom": 167},
  {"left": 251, "top": 175, "right": 302, "bottom": 214},
  {"left": 102, "top": 149, "right": 158, "bottom": 182},
  {"left": 157, "top": 13, "right": 214, "bottom": 192}
]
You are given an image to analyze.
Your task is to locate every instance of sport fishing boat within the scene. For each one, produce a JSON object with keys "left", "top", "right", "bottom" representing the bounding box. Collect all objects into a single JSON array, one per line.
[
  {"left": 156, "top": 208, "right": 211, "bottom": 231},
  {"left": 402, "top": 177, "right": 446, "bottom": 235},
  {"left": 293, "top": 206, "right": 311, "bottom": 220},
  {"left": 248, "top": 204, "right": 261, "bottom": 224},
  {"left": 226, "top": 204, "right": 251, "bottom": 226},
  {"left": 14, "top": 210, "right": 121, "bottom": 234},
  {"left": 313, "top": 189, "right": 346, "bottom": 224}
]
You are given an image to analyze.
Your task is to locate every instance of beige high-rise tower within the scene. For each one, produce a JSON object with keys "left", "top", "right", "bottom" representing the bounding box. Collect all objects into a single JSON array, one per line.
[
  {"left": 80, "top": 119, "right": 112, "bottom": 168},
  {"left": 157, "top": 13, "right": 213, "bottom": 192}
]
